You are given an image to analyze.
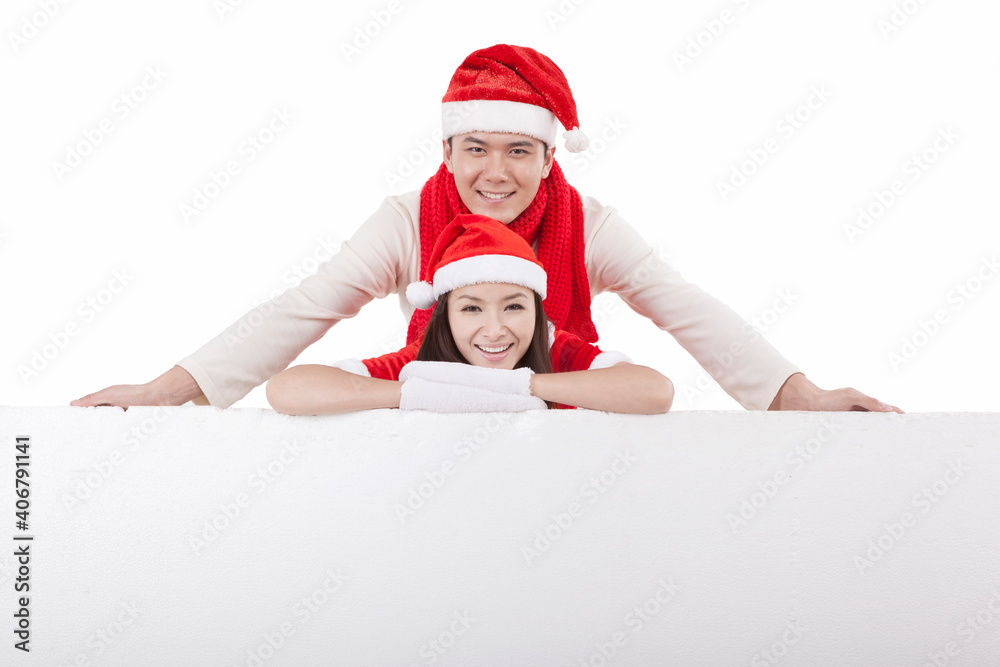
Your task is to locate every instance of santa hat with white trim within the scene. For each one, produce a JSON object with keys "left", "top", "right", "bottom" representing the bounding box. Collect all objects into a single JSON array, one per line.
[
  {"left": 441, "top": 44, "right": 589, "bottom": 153},
  {"left": 406, "top": 213, "right": 547, "bottom": 310}
]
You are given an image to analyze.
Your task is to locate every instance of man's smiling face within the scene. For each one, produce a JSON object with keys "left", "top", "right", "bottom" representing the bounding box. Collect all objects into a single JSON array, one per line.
[{"left": 443, "top": 132, "right": 555, "bottom": 224}]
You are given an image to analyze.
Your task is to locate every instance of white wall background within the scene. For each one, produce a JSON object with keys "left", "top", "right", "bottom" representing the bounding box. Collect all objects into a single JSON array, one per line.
[{"left": 2, "top": 0, "right": 997, "bottom": 411}]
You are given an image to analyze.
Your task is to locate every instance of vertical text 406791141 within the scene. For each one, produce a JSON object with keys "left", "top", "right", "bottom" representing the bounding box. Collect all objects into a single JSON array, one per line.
[{"left": 13, "top": 436, "right": 33, "bottom": 653}]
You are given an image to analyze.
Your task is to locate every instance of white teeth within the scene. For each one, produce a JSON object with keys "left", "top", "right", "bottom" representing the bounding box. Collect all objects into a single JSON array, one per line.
[
  {"left": 480, "top": 191, "right": 512, "bottom": 200},
  {"left": 477, "top": 344, "right": 512, "bottom": 353}
]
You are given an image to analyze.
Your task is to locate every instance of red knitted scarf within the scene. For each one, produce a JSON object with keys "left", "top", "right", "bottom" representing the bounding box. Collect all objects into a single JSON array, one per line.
[{"left": 406, "top": 160, "right": 597, "bottom": 345}]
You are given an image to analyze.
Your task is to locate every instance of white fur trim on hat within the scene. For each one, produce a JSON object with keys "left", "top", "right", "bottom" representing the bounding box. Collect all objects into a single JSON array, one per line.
[
  {"left": 443, "top": 100, "right": 559, "bottom": 147},
  {"left": 432, "top": 254, "right": 546, "bottom": 301},
  {"left": 407, "top": 254, "right": 547, "bottom": 310},
  {"left": 588, "top": 350, "right": 632, "bottom": 370}
]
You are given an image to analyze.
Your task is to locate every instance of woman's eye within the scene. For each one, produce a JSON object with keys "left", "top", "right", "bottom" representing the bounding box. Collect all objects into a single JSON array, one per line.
[
  {"left": 506, "top": 303, "right": 525, "bottom": 310},
  {"left": 461, "top": 305, "right": 480, "bottom": 312}
]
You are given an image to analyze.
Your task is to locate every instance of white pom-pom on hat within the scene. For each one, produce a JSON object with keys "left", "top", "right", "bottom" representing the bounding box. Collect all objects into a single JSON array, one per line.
[
  {"left": 563, "top": 127, "right": 589, "bottom": 153},
  {"left": 406, "top": 281, "right": 437, "bottom": 310}
]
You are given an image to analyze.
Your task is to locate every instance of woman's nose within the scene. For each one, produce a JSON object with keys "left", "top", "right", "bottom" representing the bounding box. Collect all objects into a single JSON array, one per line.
[{"left": 482, "top": 311, "right": 507, "bottom": 338}]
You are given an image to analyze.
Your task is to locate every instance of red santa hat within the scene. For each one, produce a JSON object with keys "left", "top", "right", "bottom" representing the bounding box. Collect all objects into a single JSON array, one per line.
[
  {"left": 441, "top": 44, "right": 590, "bottom": 153},
  {"left": 406, "top": 213, "right": 547, "bottom": 310}
]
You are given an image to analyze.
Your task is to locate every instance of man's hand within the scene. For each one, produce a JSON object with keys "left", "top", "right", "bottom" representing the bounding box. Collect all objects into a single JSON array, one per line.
[
  {"left": 769, "top": 372, "right": 903, "bottom": 413},
  {"left": 71, "top": 365, "right": 206, "bottom": 409}
]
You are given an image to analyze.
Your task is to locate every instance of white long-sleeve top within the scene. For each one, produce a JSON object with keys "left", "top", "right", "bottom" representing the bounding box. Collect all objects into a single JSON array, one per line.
[{"left": 177, "top": 190, "right": 801, "bottom": 409}]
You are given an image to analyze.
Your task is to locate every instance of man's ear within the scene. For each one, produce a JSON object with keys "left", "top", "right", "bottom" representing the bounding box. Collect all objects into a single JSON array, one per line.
[
  {"left": 541, "top": 145, "right": 555, "bottom": 179},
  {"left": 442, "top": 139, "right": 454, "bottom": 173}
]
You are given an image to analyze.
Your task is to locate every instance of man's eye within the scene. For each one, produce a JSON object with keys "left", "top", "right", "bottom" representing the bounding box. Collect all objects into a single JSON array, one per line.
[{"left": 510, "top": 149, "right": 528, "bottom": 155}]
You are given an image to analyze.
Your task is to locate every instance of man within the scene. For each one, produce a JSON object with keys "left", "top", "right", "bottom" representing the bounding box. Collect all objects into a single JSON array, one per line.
[{"left": 72, "top": 44, "right": 901, "bottom": 413}]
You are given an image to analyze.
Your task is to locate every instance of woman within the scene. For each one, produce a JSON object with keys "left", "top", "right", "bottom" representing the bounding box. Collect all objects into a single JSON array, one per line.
[{"left": 265, "top": 215, "right": 673, "bottom": 415}]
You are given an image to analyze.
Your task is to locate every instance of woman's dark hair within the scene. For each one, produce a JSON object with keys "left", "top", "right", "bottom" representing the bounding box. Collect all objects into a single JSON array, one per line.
[{"left": 416, "top": 290, "right": 553, "bottom": 377}]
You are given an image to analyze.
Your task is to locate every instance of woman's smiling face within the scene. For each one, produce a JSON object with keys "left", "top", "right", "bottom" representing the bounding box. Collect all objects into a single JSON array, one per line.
[{"left": 447, "top": 282, "right": 536, "bottom": 369}]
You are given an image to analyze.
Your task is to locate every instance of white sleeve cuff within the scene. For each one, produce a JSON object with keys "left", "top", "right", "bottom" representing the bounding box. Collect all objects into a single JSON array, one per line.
[
  {"left": 400, "top": 377, "right": 546, "bottom": 412},
  {"left": 331, "top": 358, "right": 371, "bottom": 377},
  {"left": 399, "top": 361, "right": 532, "bottom": 395},
  {"left": 589, "top": 350, "right": 632, "bottom": 370}
]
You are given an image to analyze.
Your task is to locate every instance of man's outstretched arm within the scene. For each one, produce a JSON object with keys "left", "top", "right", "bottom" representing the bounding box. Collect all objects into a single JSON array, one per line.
[
  {"left": 71, "top": 365, "right": 207, "bottom": 408},
  {"left": 71, "top": 194, "right": 419, "bottom": 409},
  {"left": 768, "top": 372, "right": 903, "bottom": 412},
  {"left": 584, "top": 205, "right": 903, "bottom": 413}
]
